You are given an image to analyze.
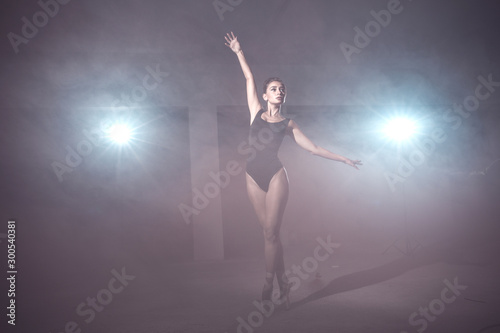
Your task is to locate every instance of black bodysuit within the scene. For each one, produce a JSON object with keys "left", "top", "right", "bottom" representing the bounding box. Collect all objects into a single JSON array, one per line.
[{"left": 246, "top": 109, "right": 290, "bottom": 192}]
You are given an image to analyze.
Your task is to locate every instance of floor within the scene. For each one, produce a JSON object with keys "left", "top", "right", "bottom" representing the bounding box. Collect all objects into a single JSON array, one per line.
[{"left": 15, "top": 230, "right": 500, "bottom": 333}]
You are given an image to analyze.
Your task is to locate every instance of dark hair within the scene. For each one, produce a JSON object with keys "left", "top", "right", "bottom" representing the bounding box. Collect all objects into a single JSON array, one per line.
[{"left": 263, "top": 77, "right": 285, "bottom": 94}]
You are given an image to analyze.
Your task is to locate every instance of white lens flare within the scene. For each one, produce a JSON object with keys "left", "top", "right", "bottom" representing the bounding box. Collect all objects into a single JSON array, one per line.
[
  {"left": 109, "top": 124, "right": 133, "bottom": 144},
  {"left": 383, "top": 118, "right": 417, "bottom": 141}
]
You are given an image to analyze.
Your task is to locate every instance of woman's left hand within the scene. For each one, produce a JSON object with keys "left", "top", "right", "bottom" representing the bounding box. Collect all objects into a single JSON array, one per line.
[{"left": 345, "top": 159, "right": 363, "bottom": 170}]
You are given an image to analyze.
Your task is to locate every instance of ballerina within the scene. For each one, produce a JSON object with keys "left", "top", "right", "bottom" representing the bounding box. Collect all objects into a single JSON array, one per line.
[{"left": 225, "top": 31, "right": 362, "bottom": 309}]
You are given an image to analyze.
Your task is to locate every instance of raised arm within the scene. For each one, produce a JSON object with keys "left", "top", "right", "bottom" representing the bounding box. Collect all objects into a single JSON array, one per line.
[
  {"left": 287, "top": 120, "right": 362, "bottom": 170},
  {"left": 225, "top": 32, "right": 262, "bottom": 120}
]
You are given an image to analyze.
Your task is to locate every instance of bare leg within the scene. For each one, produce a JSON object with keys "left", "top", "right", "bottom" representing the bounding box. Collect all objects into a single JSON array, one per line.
[{"left": 246, "top": 168, "right": 289, "bottom": 301}]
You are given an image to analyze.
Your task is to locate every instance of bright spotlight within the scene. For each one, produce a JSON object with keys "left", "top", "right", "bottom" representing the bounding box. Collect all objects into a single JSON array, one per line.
[
  {"left": 109, "top": 124, "right": 133, "bottom": 144},
  {"left": 383, "top": 117, "right": 417, "bottom": 141}
]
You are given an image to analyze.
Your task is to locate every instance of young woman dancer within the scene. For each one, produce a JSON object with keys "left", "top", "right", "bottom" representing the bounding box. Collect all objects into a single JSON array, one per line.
[{"left": 225, "top": 32, "right": 362, "bottom": 309}]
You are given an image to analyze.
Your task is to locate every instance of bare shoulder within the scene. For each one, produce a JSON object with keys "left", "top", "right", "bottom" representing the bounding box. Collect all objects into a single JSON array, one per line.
[
  {"left": 286, "top": 118, "right": 298, "bottom": 135},
  {"left": 287, "top": 119, "right": 300, "bottom": 129},
  {"left": 250, "top": 106, "right": 262, "bottom": 118},
  {"left": 249, "top": 108, "right": 262, "bottom": 124}
]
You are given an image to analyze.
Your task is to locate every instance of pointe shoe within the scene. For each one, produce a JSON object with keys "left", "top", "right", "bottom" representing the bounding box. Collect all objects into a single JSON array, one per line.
[
  {"left": 262, "top": 283, "right": 273, "bottom": 301},
  {"left": 278, "top": 275, "right": 291, "bottom": 310},
  {"left": 261, "top": 272, "right": 274, "bottom": 301},
  {"left": 278, "top": 284, "right": 291, "bottom": 310}
]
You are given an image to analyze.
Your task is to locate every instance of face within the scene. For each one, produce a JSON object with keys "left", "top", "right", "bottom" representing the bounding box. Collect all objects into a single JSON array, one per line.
[{"left": 264, "top": 81, "right": 286, "bottom": 105}]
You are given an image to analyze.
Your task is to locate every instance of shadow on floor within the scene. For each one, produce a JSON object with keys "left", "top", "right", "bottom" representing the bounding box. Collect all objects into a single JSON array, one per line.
[{"left": 291, "top": 237, "right": 492, "bottom": 311}]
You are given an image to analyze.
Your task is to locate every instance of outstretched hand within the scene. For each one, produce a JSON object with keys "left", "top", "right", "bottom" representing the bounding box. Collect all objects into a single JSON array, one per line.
[
  {"left": 224, "top": 31, "right": 241, "bottom": 53},
  {"left": 345, "top": 159, "right": 363, "bottom": 170}
]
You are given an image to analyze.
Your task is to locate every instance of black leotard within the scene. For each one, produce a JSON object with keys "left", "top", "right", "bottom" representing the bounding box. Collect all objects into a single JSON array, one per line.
[{"left": 246, "top": 109, "right": 290, "bottom": 192}]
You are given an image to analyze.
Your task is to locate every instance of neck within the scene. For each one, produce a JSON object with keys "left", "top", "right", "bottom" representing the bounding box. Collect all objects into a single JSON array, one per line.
[{"left": 266, "top": 104, "right": 281, "bottom": 117}]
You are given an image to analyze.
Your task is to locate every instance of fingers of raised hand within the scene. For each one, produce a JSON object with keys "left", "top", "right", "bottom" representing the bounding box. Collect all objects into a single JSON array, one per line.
[
  {"left": 224, "top": 36, "right": 231, "bottom": 48},
  {"left": 225, "top": 32, "right": 237, "bottom": 43}
]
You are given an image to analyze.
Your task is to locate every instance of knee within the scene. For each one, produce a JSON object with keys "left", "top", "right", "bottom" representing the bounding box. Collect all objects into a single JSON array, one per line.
[{"left": 263, "top": 227, "right": 279, "bottom": 244}]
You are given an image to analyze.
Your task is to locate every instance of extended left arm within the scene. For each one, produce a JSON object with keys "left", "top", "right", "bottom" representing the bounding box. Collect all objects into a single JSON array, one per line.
[{"left": 287, "top": 120, "right": 362, "bottom": 170}]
